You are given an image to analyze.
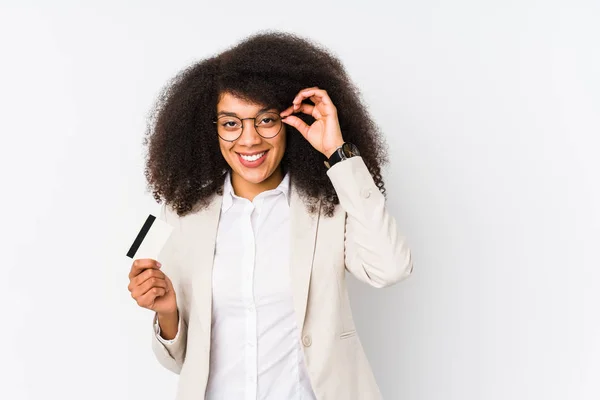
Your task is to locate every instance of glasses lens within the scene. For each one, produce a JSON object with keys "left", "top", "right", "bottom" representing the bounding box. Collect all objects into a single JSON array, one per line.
[
  {"left": 216, "top": 116, "right": 242, "bottom": 141},
  {"left": 215, "top": 112, "right": 282, "bottom": 141},
  {"left": 255, "top": 112, "right": 282, "bottom": 138}
]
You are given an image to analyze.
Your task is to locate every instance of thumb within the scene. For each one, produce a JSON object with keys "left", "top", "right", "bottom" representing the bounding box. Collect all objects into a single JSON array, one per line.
[{"left": 282, "top": 115, "right": 310, "bottom": 139}]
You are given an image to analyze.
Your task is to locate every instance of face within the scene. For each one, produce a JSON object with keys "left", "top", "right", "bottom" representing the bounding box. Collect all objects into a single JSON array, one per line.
[{"left": 216, "top": 92, "right": 287, "bottom": 196}]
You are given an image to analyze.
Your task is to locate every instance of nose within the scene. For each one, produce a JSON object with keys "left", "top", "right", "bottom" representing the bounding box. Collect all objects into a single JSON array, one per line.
[{"left": 237, "top": 119, "right": 262, "bottom": 146}]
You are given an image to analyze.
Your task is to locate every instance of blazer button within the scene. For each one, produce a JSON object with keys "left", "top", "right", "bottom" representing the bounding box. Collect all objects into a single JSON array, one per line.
[
  {"left": 302, "top": 334, "right": 312, "bottom": 347},
  {"left": 361, "top": 188, "right": 372, "bottom": 198}
]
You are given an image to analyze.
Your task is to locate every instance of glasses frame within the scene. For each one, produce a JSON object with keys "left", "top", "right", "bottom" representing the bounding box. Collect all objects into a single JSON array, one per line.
[{"left": 212, "top": 111, "right": 284, "bottom": 142}]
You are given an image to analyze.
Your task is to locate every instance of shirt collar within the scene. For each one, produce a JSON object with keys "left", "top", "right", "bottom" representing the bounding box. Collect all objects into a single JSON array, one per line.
[{"left": 221, "top": 171, "right": 290, "bottom": 213}]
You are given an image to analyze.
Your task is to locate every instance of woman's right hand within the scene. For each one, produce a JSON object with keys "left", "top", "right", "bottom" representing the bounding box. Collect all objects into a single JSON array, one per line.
[{"left": 128, "top": 259, "right": 177, "bottom": 316}]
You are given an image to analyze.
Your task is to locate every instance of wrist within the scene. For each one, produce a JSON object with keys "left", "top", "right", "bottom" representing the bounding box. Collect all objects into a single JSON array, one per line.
[
  {"left": 157, "top": 310, "right": 178, "bottom": 322},
  {"left": 324, "top": 142, "right": 360, "bottom": 169},
  {"left": 324, "top": 140, "right": 345, "bottom": 158}
]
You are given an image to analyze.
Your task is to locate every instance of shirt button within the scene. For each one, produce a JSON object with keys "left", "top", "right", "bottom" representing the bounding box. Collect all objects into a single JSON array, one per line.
[
  {"left": 302, "top": 334, "right": 312, "bottom": 347},
  {"left": 361, "top": 188, "right": 372, "bottom": 199}
]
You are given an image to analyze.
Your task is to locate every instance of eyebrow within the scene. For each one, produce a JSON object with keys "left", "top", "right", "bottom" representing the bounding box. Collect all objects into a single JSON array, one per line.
[{"left": 216, "top": 107, "right": 276, "bottom": 117}]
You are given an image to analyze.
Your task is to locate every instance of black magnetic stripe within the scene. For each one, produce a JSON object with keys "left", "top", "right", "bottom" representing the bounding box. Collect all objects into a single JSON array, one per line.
[{"left": 126, "top": 214, "right": 156, "bottom": 258}]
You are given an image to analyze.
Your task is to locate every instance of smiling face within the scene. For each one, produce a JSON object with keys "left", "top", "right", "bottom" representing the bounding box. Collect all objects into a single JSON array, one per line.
[{"left": 216, "top": 92, "right": 287, "bottom": 200}]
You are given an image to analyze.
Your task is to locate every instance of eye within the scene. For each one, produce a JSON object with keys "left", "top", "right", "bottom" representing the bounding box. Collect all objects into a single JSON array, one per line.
[
  {"left": 220, "top": 120, "right": 241, "bottom": 129},
  {"left": 257, "top": 113, "right": 279, "bottom": 126}
]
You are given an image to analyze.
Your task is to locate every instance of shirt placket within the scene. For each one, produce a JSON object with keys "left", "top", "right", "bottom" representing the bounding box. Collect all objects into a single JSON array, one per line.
[{"left": 243, "top": 201, "right": 258, "bottom": 400}]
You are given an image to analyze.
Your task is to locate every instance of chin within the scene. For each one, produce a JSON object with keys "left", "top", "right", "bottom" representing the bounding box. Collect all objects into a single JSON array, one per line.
[{"left": 236, "top": 167, "right": 272, "bottom": 184}]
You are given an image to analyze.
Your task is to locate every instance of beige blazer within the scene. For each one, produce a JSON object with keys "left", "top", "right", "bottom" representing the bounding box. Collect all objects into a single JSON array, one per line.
[{"left": 151, "top": 156, "right": 413, "bottom": 400}]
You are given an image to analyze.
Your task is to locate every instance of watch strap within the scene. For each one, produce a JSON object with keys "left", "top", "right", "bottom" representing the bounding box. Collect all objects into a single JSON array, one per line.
[{"left": 324, "top": 143, "right": 359, "bottom": 169}]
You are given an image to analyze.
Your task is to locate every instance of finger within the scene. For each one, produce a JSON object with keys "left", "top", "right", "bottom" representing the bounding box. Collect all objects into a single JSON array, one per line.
[
  {"left": 135, "top": 287, "right": 167, "bottom": 309},
  {"left": 279, "top": 105, "right": 295, "bottom": 118},
  {"left": 131, "top": 268, "right": 166, "bottom": 289},
  {"left": 293, "top": 103, "right": 321, "bottom": 120},
  {"left": 293, "top": 86, "right": 319, "bottom": 101},
  {"left": 294, "top": 88, "right": 332, "bottom": 107},
  {"left": 310, "top": 95, "right": 336, "bottom": 115},
  {"left": 292, "top": 87, "right": 320, "bottom": 108},
  {"left": 129, "top": 258, "right": 161, "bottom": 280},
  {"left": 281, "top": 115, "right": 311, "bottom": 139},
  {"left": 132, "top": 277, "right": 167, "bottom": 299},
  {"left": 281, "top": 103, "right": 321, "bottom": 119},
  {"left": 129, "top": 268, "right": 166, "bottom": 291}
]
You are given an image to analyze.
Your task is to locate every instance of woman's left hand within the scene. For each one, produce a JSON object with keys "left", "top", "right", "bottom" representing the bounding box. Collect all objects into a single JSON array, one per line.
[{"left": 280, "top": 87, "right": 345, "bottom": 158}]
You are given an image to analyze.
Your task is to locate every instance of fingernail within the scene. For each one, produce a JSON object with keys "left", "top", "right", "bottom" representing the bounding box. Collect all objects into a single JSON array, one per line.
[{"left": 157, "top": 262, "right": 162, "bottom": 267}]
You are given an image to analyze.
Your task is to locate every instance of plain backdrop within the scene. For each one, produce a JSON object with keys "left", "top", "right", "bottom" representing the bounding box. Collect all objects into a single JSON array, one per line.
[{"left": 1, "top": 1, "right": 598, "bottom": 399}]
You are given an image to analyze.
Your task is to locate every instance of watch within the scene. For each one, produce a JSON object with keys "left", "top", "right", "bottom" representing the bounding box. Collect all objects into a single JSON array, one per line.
[{"left": 324, "top": 142, "right": 360, "bottom": 169}]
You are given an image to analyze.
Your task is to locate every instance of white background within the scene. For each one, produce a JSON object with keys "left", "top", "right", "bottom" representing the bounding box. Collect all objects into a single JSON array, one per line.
[{"left": 1, "top": 1, "right": 598, "bottom": 399}]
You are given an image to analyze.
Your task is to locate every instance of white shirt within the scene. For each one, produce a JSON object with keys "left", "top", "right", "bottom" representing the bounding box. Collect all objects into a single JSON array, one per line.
[{"left": 157, "top": 172, "right": 316, "bottom": 400}]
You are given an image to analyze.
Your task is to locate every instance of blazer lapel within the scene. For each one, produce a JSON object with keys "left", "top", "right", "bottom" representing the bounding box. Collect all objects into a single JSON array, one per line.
[
  {"left": 179, "top": 194, "right": 223, "bottom": 348},
  {"left": 289, "top": 184, "right": 321, "bottom": 334}
]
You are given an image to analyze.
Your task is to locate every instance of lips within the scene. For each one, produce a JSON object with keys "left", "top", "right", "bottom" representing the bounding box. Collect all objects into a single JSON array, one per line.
[{"left": 237, "top": 150, "right": 268, "bottom": 168}]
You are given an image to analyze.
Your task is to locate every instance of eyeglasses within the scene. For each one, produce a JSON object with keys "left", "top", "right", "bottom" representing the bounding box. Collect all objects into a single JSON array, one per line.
[{"left": 213, "top": 111, "right": 283, "bottom": 142}]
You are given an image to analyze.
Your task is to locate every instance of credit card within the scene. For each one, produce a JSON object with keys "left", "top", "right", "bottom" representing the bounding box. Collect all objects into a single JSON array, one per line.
[{"left": 126, "top": 214, "right": 174, "bottom": 261}]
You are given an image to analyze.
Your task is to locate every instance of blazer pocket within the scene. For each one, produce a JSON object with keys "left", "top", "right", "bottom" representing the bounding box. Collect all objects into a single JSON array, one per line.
[{"left": 340, "top": 329, "right": 357, "bottom": 339}]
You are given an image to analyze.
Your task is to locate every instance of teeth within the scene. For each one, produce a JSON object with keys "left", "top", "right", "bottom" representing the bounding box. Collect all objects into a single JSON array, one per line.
[{"left": 240, "top": 152, "right": 265, "bottom": 162}]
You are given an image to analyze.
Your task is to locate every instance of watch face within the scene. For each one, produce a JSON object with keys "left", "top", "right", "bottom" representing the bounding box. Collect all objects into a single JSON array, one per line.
[{"left": 341, "top": 142, "right": 360, "bottom": 158}]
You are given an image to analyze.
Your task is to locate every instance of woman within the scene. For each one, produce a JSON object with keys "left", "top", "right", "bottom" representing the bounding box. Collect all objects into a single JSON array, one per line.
[{"left": 128, "top": 31, "right": 413, "bottom": 400}]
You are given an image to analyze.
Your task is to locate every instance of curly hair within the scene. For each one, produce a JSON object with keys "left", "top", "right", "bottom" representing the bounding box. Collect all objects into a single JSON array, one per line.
[{"left": 144, "top": 31, "right": 388, "bottom": 217}]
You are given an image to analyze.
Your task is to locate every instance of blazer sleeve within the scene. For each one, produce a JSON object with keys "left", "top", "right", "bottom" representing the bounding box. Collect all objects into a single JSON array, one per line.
[
  {"left": 326, "top": 156, "right": 413, "bottom": 288},
  {"left": 150, "top": 202, "right": 188, "bottom": 374}
]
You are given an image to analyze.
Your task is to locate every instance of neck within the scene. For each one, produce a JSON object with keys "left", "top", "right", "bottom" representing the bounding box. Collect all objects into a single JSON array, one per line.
[{"left": 231, "top": 167, "right": 284, "bottom": 202}]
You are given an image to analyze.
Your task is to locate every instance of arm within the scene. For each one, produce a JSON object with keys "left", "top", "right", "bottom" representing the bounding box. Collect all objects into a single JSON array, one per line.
[
  {"left": 151, "top": 202, "right": 188, "bottom": 373},
  {"left": 151, "top": 310, "right": 187, "bottom": 374},
  {"left": 327, "top": 156, "right": 413, "bottom": 288}
]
